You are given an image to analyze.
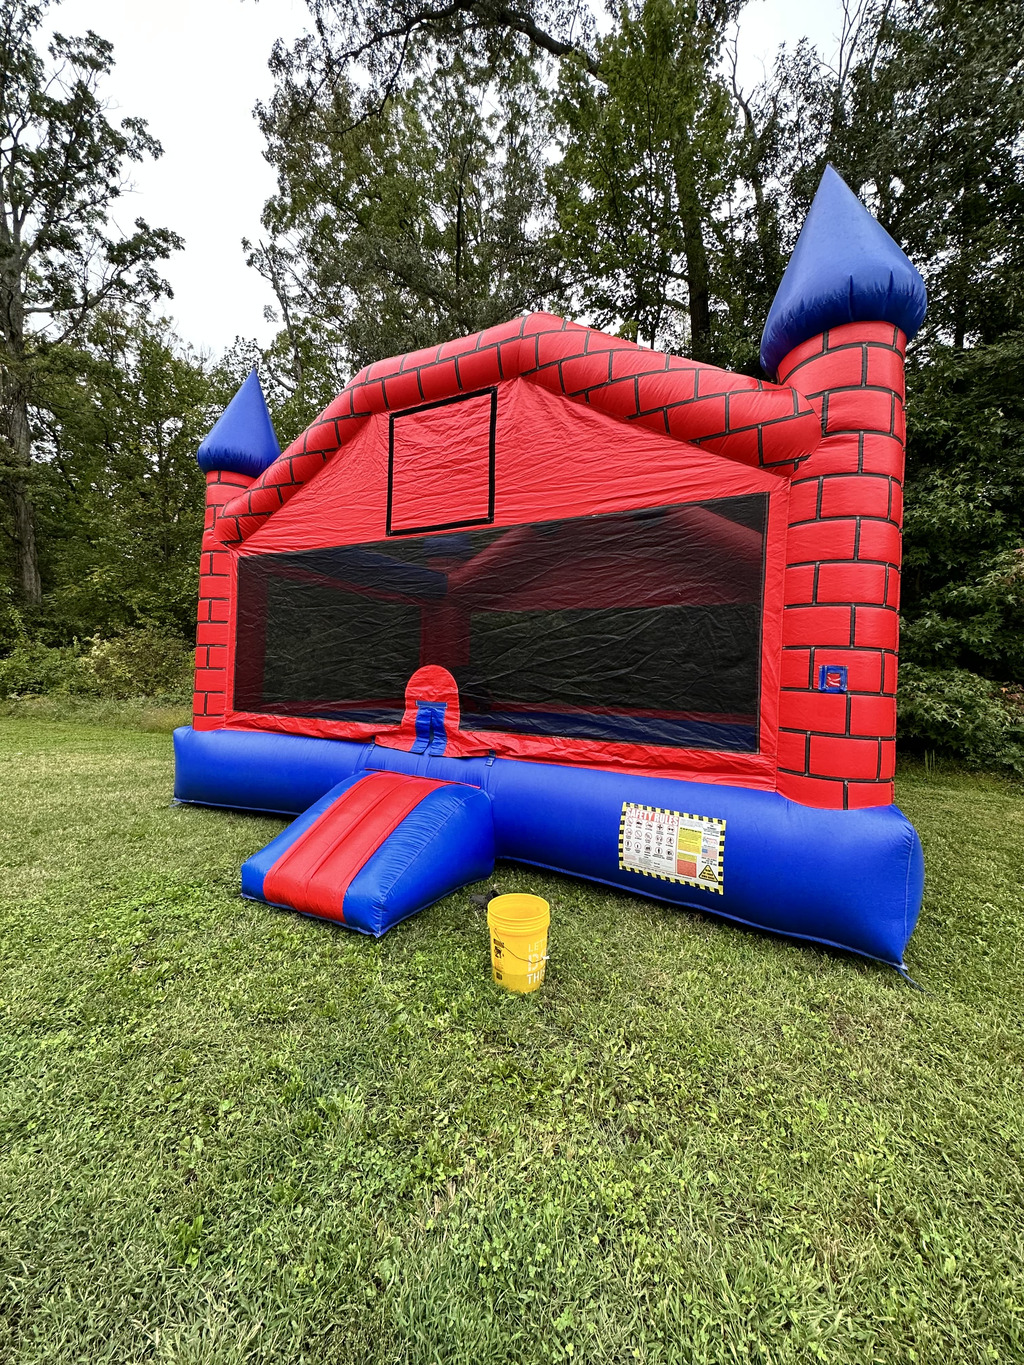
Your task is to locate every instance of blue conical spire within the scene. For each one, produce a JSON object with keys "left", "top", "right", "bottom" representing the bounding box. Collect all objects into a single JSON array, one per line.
[
  {"left": 760, "top": 166, "right": 927, "bottom": 377},
  {"left": 197, "top": 368, "right": 281, "bottom": 477}
]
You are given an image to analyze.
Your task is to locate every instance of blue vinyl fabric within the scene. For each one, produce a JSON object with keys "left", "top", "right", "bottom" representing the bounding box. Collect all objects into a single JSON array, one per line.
[
  {"left": 237, "top": 766, "right": 495, "bottom": 936},
  {"left": 175, "top": 726, "right": 924, "bottom": 966},
  {"left": 343, "top": 781, "right": 495, "bottom": 935},
  {"left": 412, "top": 701, "right": 449, "bottom": 755},
  {"left": 760, "top": 166, "right": 928, "bottom": 377},
  {"left": 175, "top": 727, "right": 369, "bottom": 814},
  {"left": 197, "top": 368, "right": 281, "bottom": 477}
]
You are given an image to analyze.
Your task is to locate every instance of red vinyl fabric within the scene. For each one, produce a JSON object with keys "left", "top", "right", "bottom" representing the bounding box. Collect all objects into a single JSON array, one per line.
[
  {"left": 776, "top": 322, "right": 908, "bottom": 809},
  {"left": 223, "top": 707, "right": 781, "bottom": 786},
  {"left": 194, "top": 469, "right": 256, "bottom": 730},
  {"left": 373, "top": 665, "right": 493, "bottom": 758},
  {"left": 215, "top": 376, "right": 791, "bottom": 784},
  {"left": 212, "top": 313, "right": 820, "bottom": 548},
  {"left": 191, "top": 186, "right": 920, "bottom": 812},
  {"left": 241, "top": 379, "right": 783, "bottom": 557},
  {"left": 389, "top": 391, "right": 494, "bottom": 533},
  {"left": 262, "top": 770, "right": 449, "bottom": 922}
]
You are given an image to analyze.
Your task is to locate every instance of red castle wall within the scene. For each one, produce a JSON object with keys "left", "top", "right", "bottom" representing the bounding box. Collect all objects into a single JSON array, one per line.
[
  {"left": 776, "top": 321, "right": 907, "bottom": 809},
  {"left": 193, "top": 469, "right": 253, "bottom": 731}
]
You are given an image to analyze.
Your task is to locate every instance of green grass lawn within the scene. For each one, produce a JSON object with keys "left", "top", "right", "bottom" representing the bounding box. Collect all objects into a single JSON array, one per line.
[{"left": 1, "top": 718, "right": 1022, "bottom": 1364}]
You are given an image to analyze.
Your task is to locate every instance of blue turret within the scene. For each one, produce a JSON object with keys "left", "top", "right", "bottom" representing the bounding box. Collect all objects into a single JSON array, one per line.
[
  {"left": 760, "top": 165, "right": 928, "bottom": 378},
  {"left": 197, "top": 368, "right": 281, "bottom": 478}
]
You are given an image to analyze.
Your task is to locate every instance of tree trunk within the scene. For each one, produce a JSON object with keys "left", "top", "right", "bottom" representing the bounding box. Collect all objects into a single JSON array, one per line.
[
  {"left": 681, "top": 216, "right": 712, "bottom": 362},
  {"left": 9, "top": 472, "right": 41, "bottom": 603},
  {"left": 0, "top": 370, "right": 41, "bottom": 604},
  {"left": 674, "top": 145, "right": 713, "bottom": 363},
  {"left": 0, "top": 254, "right": 42, "bottom": 604}
]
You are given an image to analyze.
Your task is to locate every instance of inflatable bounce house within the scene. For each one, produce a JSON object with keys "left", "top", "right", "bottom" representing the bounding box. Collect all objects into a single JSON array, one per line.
[{"left": 174, "top": 166, "right": 928, "bottom": 972}]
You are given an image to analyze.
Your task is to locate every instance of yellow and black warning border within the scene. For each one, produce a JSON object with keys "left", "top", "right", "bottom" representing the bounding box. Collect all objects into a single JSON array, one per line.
[{"left": 618, "top": 802, "right": 726, "bottom": 894}]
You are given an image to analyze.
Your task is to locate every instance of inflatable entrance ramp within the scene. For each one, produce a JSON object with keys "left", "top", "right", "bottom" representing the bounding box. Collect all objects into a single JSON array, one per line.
[{"left": 240, "top": 769, "right": 495, "bottom": 935}]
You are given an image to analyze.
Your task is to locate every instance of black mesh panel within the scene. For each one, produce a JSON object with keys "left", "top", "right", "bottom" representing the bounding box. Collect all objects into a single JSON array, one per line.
[{"left": 233, "top": 495, "right": 768, "bottom": 751}]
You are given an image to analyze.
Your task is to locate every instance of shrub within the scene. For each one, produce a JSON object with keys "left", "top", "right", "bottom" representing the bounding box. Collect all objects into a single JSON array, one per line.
[
  {"left": 897, "top": 663, "right": 1024, "bottom": 774},
  {"left": 0, "top": 628, "right": 193, "bottom": 702},
  {"left": 77, "top": 629, "right": 193, "bottom": 700},
  {"left": 0, "top": 640, "right": 85, "bottom": 698}
]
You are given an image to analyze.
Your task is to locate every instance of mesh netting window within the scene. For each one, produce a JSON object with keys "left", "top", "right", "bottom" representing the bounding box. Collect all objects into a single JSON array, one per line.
[{"left": 234, "top": 494, "right": 768, "bottom": 752}]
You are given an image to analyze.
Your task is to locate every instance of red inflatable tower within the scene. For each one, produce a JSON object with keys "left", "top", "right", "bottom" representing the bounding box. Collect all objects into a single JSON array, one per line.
[
  {"left": 193, "top": 370, "right": 280, "bottom": 732},
  {"left": 761, "top": 167, "right": 927, "bottom": 811},
  {"left": 776, "top": 321, "right": 908, "bottom": 808}
]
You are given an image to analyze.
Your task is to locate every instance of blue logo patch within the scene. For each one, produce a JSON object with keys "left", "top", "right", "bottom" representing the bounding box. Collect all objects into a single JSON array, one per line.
[{"left": 818, "top": 664, "right": 848, "bottom": 693}]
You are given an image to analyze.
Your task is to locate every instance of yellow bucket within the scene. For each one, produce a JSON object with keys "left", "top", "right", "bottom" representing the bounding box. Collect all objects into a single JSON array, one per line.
[{"left": 487, "top": 894, "right": 550, "bottom": 993}]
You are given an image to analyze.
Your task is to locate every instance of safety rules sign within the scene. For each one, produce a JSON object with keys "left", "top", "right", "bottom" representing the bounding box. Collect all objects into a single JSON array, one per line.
[{"left": 618, "top": 803, "right": 725, "bottom": 893}]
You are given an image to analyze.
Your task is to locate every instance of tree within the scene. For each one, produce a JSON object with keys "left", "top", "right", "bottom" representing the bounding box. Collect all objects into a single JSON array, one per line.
[
  {"left": 550, "top": 0, "right": 737, "bottom": 358},
  {"left": 0, "top": 0, "right": 180, "bottom": 605},
  {"left": 746, "top": 0, "right": 1024, "bottom": 350},
  {"left": 30, "top": 309, "right": 212, "bottom": 641},
  {"left": 282, "top": 0, "right": 741, "bottom": 361},
  {"left": 854, "top": 0, "right": 1024, "bottom": 350},
  {"left": 285, "top": 0, "right": 598, "bottom": 94},
  {"left": 747, "top": 0, "right": 1024, "bottom": 757},
  {"left": 252, "top": 35, "right": 563, "bottom": 379}
]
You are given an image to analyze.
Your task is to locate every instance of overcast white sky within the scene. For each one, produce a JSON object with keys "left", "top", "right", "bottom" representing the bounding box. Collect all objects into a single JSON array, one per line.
[{"left": 49, "top": 0, "right": 844, "bottom": 358}]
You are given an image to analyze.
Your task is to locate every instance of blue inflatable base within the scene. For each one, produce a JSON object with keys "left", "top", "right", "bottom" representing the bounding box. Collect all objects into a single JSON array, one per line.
[{"left": 173, "top": 726, "right": 924, "bottom": 968}]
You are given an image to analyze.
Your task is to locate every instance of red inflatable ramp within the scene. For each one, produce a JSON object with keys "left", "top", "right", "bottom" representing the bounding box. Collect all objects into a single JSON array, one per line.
[{"left": 240, "top": 767, "right": 496, "bottom": 935}]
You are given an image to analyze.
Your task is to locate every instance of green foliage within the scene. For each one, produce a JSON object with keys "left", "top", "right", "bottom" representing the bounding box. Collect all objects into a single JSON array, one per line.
[
  {"left": 897, "top": 663, "right": 1024, "bottom": 773},
  {"left": 25, "top": 310, "right": 213, "bottom": 642},
  {"left": 0, "top": 627, "right": 193, "bottom": 701},
  {"left": 75, "top": 628, "right": 193, "bottom": 699},
  {"left": 252, "top": 41, "right": 562, "bottom": 382},
  {"left": 0, "top": 636, "right": 80, "bottom": 696},
  {"left": 0, "top": 1, "right": 180, "bottom": 320},
  {"left": 2, "top": 718, "right": 1024, "bottom": 1360},
  {"left": 255, "top": 0, "right": 746, "bottom": 366},
  {"left": 901, "top": 551, "right": 1024, "bottom": 681},
  {"left": 550, "top": 0, "right": 737, "bottom": 358},
  {"left": 893, "top": 336, "right": 1024, "bottom": 772},
  {"left": 0, "top": 0, "right": 182, "bottom": 603},
  {"left": 902, "top": 338, "right": 1024, "bottom": 670},
  {"left": 839, "top": 0, "right": 1024, "bottom": 350},
  {"left": 758, "top": 0, "right": 1024, "bottom": 349}
]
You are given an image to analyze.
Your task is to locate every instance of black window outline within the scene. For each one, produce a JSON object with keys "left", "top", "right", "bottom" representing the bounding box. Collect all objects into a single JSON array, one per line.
[{"left": 387, "top": 387, "right": 497, "bottom": 537}]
